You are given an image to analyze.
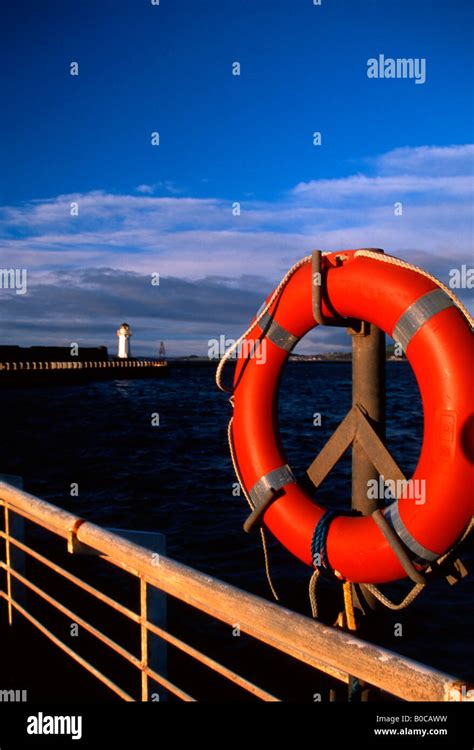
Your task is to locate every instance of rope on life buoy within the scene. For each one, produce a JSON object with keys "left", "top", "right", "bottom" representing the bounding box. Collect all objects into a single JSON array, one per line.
[
  {"left": 216, "top": 254, "right": 315, "bottom": 393},
  {"left": 227, "top": 416, "right": 280, "bottom": 601}
]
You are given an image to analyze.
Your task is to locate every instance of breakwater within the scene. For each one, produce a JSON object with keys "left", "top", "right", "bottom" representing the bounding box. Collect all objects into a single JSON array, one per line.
[{"left": 0, "top": 359, "right": 168, "bottom": 385}]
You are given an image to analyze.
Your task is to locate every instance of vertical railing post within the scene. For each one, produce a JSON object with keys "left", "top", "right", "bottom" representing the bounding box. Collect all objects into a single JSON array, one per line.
[
  {"left": 4, "top": 501, "right": 12, "bottom": 625},
  {"left": 0, "top": 474, "right": 25, "bottom": 625},
  {"left": 140, "top": 577, "right": 149, "bottom": 702}
]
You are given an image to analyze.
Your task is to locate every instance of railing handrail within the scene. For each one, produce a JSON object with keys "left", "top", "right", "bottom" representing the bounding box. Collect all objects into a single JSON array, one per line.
[{"left": 0, "top": 480, "right": 470, "bottom": 702}]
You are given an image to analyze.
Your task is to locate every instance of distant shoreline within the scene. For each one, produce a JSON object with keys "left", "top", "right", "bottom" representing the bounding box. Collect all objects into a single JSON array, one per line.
[{"left": 169, "top": 355, "right": 406, "bottom": 366}]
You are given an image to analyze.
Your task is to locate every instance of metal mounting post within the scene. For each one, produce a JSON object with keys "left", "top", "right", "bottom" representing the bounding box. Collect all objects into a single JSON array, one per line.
[
  {"left": 349, "top": 321, "right": 386, "bottom": 515},
  {"left": 307, "top": 249, "right": 395, "bottom": 612},
  {"left": 349, "top": 249, "right": 386, "bottom": 610}
]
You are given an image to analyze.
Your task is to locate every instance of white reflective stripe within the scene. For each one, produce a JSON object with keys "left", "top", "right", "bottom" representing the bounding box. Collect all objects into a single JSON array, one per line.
[
  {"left": 249, "top": 465, "right": 296, "bottom": 508},
  {"left": 258, "top": 311, "right": 299, "bottom": 352},
  {"left": 392, "top": 289, "right": 454, "bottom": 351},
  {"left": 384, "top": 502, "right": 438, "bottom": 563}
]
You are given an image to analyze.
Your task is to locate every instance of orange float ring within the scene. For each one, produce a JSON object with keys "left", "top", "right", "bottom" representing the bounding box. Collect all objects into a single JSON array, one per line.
[{"left": 231, "top": 250, "right": 474, "bottom": 584}]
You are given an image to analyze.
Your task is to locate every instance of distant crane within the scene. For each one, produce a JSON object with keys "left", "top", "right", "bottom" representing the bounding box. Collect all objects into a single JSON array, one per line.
[{"left": 159, "top": 341, "right": 166, "bottom": 361}]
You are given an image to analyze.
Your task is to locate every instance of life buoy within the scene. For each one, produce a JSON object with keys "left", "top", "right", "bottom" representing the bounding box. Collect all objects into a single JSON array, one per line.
[{"left": 231, "top": 250, "right": 474, "bottom": 584}]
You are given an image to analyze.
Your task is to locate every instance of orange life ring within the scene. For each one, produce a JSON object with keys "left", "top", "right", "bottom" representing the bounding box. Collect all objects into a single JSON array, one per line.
[{"left": 231, "top": 250, "right": 474, "bottom": 584}]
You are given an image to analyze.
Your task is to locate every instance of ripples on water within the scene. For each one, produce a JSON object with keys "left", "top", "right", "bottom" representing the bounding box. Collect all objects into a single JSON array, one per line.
[{"left": 0, "top": 361, "right": 472, "bottom": 681}]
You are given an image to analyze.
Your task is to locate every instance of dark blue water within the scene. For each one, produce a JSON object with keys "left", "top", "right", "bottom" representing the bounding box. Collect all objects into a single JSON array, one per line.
[{"left": 0, "top": 362, "right": 472, "bottom": 684}]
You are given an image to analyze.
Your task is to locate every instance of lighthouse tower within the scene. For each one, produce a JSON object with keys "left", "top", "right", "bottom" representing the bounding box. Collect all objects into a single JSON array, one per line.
[{"left": 117, "top": 323, "right": 132, "bottom": 359}]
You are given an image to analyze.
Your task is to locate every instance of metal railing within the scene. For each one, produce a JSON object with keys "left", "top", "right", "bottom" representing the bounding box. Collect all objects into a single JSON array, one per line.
[
  {"left": 0, "top": 360, "right": 167, "bottom": 371},
  {"left": 0, "top": 479, "right": 471, "bottom": 702}
]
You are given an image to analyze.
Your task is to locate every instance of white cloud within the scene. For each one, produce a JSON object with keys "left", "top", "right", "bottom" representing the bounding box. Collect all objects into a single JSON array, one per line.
[
  {"left": 291, "top": 174, "right": 472, "bottom": 202},
  {"left": 373, "top": 144, "right": 474, "bottom": 176},
  {"left": 135, "top": 184, "right": 155, "bottom": 195},
  {"left": 134, "top": 181, "right": 182, "bottom": 195},
  {"left": 0, "top": 143, "right": 472, "bottom": 353}
]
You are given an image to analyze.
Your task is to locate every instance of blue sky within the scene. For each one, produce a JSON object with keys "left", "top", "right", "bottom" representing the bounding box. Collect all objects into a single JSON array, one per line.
[{"left": 0, "top": 0, "right": 472, "bottom": 355}]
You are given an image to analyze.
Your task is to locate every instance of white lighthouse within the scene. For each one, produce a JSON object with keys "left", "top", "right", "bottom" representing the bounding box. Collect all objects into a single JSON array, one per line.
[{"left": 117, "top": 322, "right": 132, "bottom": 359}]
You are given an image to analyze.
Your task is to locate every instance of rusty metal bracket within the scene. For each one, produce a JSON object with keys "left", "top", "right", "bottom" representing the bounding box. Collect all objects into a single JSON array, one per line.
[
  {"left": 307, "top": 404, "right": 405, "bottom": 489},
  {"left": 67, "top": 518, "right": 97, "bottom": 555},
  {"left": 313, "top": 247, "right": 384, "bottom": 333},
  {"left": 348, "top": 321, "right": 370, "bottom": 337},
  {"left": 305, "top": 402, "right": 428, "bottom": 584},
  {"left": 243, "top": 488, "right": 283, "bottom": 534},
  {"left": 307, "top": 409, "right": 356, "bottom": 488},
  {"left": 353, "top": 405, "right": 406, "bottom": 483},
  {"left": 371, "top": 510, "right": 427, "bottom": 584},
  {"left": 312, "top": 250, "right": 362, "bottom": 330}
]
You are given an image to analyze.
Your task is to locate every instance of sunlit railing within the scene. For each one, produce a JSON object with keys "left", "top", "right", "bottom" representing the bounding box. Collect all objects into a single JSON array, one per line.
[{"left": 0, "top": 480, "right": 470, "bottom": 702}]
